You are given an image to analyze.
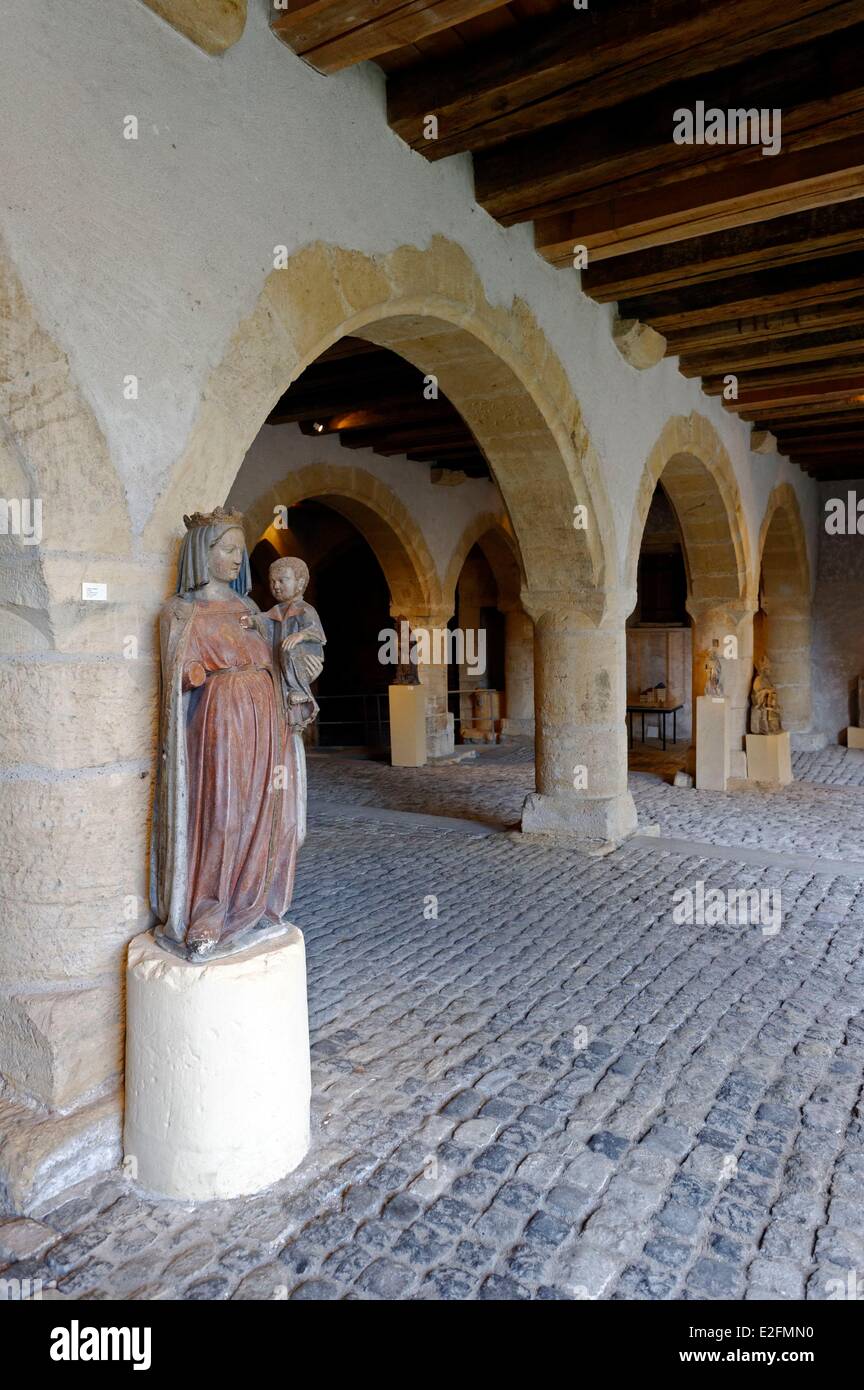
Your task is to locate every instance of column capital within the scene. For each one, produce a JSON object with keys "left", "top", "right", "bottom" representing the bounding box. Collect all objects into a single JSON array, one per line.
[
  {"left": 685, "top": 596, "right": 758, "bottom": 624},
  {"left": 389, "top": 606, "right": 454, "bottom": 629},
  {"left": 520, "top": 587, "right": 633, "bottom": 628}
]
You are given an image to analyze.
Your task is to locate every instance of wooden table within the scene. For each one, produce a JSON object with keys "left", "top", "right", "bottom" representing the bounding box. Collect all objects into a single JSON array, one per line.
[{"left": 627, "top": 701, "right": 683, "bottom": 751}]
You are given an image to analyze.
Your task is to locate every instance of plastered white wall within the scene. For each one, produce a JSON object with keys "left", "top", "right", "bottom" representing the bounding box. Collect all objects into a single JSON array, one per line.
[{"left": 0, "top": 0, "right": 819, "bottom": 588}]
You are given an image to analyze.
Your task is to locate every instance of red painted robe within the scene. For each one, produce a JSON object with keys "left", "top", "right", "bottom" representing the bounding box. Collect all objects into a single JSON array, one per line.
[{"left": 151, "top": 594, "right": 298, "bottom": 953}]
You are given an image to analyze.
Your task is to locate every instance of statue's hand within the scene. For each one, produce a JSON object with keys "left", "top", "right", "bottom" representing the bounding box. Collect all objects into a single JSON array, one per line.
[
  {"left": 305, "top": 654, "right": 324, "bottom": 683},
  {"left": 238, "top": 613, "right": 254, "bottom": 630}
]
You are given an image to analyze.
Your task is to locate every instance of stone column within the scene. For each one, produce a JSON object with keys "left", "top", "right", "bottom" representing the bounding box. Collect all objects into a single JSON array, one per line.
[
  {"left": 396, "top": 606, "right": 455, "bottom": 759},
  {"left": 521, "top": 594, "right": 637, "bottom": 846},
  {"left": 761, "top": 596, "right": 813, "bottom": 738},
  {"left": 688, "top": 598, "right": 755, "bottom": 765},
  {"left": 500, "top": 603, "right": 534, "bottom": 736}
]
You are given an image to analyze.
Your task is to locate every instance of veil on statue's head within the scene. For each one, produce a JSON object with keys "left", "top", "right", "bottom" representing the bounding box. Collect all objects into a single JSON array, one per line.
[{"left": 176, "top": 507, "right": 251, "bottom": 597}]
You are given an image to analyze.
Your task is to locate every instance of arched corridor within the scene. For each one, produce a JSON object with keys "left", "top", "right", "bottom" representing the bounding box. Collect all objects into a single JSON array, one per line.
[{"left": 5, "top": 0, "right": 864, "bottom": 1317}]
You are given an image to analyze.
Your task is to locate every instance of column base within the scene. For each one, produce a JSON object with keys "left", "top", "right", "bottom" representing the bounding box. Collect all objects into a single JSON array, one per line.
[
  {"left": 426, "top": 711, "right": 455, "bottom": 759},
  {"left": 0, "top": 1091, "right": 121, "bottom": 1216},
  {"left": 520, "top": 790, "right": 638, "bottom": 850},
  {"left": 501, "top": 718, "right": 535, "bottom": 738},
  {"left": 124, "top": 928, "right": 310, "bottom": 1202},
  {"left": 792, "top": 730, "right": 828, "bottom": 752}
]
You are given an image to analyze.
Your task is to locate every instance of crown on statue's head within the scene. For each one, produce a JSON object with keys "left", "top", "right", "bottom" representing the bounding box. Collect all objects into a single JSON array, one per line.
[{"left": 183, "top": 505, "right": 244, "bottom": 532}]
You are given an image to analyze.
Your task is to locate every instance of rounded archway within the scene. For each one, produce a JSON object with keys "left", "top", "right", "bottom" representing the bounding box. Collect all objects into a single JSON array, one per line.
[
  {"left": 444, "top": 514, "right": 532, "bottom": 740},
  {"left": 627, "top": 415, "right": 753, "bottom": 764},
  {"left": 242, "top": 460, "right": 439, "bottom": 615},
  {"left": 143, "top": 238, "right": 616, "bottom": 621}
]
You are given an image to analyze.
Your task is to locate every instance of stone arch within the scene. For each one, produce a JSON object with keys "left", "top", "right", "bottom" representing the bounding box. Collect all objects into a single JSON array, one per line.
[
  {"left": 757, "top": 483, "right": 812, "bottom": 733},
  {"left": 0, "top": 237, "right": 130, "bottom": 560},
  {"left": 626, "top": 413, "right": 750, "bottom": 607},
  {"left": 443, "top": 512, "right": 533, "bottom": 736},
  {"left": 242, "top": 462, "right": 439, "bottom": 613},
  {"left": 626, "top": 413, "right": 754, "bottom": 748},
  {"left": 443, "top": 512, "right": 525, "bottom": 612},
  {"left": 143, "top": 238, "right": 617, "bottom": 621}
]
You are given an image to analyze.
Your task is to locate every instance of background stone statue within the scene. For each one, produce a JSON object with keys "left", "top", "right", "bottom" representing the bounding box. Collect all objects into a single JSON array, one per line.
[
  {"left": 750, "top": 655, "right": 782, "bottom": 734},
  {"left": 151, "top": 508, "right": 308, "bottom": 962},
  {"left": 704, "top": 639, "right": 723, "bottom": 697},
  {"left": 391, "top": 615, "right": 421, "bottom": 685}
]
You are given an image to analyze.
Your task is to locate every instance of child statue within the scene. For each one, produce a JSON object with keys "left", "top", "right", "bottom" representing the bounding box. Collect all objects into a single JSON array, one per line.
[
  {"left": 750, "top": 655, "right": 782, "bottom": 734},
  {"left": 261, "top": 557, "right": 326, "bottom": 728}
]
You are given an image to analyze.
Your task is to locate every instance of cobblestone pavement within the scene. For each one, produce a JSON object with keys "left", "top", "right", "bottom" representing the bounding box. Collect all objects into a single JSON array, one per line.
[
  {"left": 313, "top": 742, "right": 864, "bottom": 860},
  {"left": 3, "top": 745, "right": 864, "bottom": 1301}
]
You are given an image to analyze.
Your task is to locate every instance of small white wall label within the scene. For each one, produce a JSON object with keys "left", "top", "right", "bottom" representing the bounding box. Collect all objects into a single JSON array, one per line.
[{"left": 82, "top": 582, "right": 108, "bottom": 601}]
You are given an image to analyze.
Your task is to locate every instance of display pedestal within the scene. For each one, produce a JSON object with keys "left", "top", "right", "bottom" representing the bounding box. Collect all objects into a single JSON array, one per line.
[
  {"left": 388, "top": 684, "right": 427, "bottom": 766},
  {"left": 846, "top": 727, "right": 864, "bottom": 750},
  {"left": 696, "top": 695, "right": 728, "bottom": 791},
  {"left": 746, "top": 731, "right": 792, "bottom": 784},
  {"left": 124, "top": 928, "right": 310, "bottom": 1201},
  {"left": 462, "top": 689, "right": 502, "bottom": 744}
]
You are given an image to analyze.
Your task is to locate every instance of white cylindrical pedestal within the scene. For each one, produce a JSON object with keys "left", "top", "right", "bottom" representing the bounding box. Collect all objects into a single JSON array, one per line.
[{"left": 124, "top": 928, "right": 310, "bottom": 1201}]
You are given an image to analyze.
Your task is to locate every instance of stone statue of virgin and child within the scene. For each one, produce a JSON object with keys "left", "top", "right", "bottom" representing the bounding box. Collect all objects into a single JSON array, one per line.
[{"left": 150, "top": 507, "right": 325, "bottom": 961}]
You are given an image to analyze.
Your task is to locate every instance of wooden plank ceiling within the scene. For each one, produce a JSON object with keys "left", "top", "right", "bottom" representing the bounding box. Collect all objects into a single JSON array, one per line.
[
  {"left": 267, "top": 338, "right": 489, "bottom": 477},
  {"left": 273, "top": 0, "right": 864, "bottom": 481}
]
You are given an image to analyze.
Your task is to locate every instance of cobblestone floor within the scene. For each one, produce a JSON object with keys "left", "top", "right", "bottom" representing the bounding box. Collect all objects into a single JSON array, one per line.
[{"left": 3, "top": 744, "right": 864, "bottom": 1301}]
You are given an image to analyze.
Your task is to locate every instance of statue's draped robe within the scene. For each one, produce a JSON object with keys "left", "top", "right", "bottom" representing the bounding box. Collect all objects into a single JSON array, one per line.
[{"left": 151, "top": 594, "right": 299, "bottom": 950}]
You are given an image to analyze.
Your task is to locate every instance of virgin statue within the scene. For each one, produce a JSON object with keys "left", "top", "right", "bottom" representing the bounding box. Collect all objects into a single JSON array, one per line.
[{"left": 150, "top": 507, "right": 318, "bottom": 961}]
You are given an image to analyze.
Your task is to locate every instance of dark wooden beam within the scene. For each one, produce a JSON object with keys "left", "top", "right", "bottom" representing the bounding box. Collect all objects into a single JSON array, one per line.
[
  {"left": 533, "top": 134, "right": 864, "bottom": 262},
  {"left": 620, "top": 254, "right": 864, "bottom": 332},
  {"left": 388, "top": 0, "right": 864, "bottom": 159},
  {"left": 755, "top": 405, "right": 864, "bottom": 428},
  {"left": 665, "top": 296, "right": 864, "bottom": 356},
  {"left": 339, "top": 424, "right": 476, "bottom": 451},
  {"left": 271, "top": 0, "right": 512, "bottom": 76},
  {"left": 478, "top": 27, "right": 864, "bottom": 228},
  {"left": 720, "top": 372, "right": 864, "bottom": 412},
  {"left": 777, "top": 434, "right": 864, "bottom": 451},
  {"left": 581, "top": 203, "right": 864, "bottom": 301},
  {"left": 679, "top": 325, "right": 864, "bottom": 378}
]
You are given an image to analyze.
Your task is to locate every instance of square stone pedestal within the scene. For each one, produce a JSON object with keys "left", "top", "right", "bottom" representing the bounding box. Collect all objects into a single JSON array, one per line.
[
  {"left": 389, "top": 684, "right": 427, "bottom": 766},
  {"left": 846, "top": 726, "right": 864, "bottom": 750},
  {"left": 124, "top": 928, "right": 310, "bottom": 1201},
  {"left": 696, "top": 695, "right": 728, "bottom": 791},
  {"left": 746, "top": 731, "right": 793, "bottom": 784}
]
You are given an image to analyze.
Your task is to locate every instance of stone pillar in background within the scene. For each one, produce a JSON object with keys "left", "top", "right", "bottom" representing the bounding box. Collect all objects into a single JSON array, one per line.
[
  {"left": 521, "top": 594, "right": 637, "bottom": 846},
  {"left": 688, "top": 598, "right": 755, "bottom": 773},
  {"left": 397, "top": 606, "right": 455, "bottom": 758},
  {"left": 761, "top": 595, "right": 813, "bottom": 738},
  {"left": 500, "top": 602, "right": 535, "bottom": 736}
]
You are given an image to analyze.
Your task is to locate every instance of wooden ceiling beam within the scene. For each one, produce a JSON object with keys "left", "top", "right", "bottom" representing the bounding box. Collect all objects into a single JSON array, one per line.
[
  {"left": 678, "top": 325, "right": 864, "bottom": 378},
  {"left": 777, "top": 434, "right": 864, "bottom": 450},
  {"left": 271, "top": 0, "right": 513, "bottom": 76},
  {"left": 620, "top": 254, "right": 864, "bottom": 332},
  {"left": 581, "top": 203, "right": 864, "bottom": 302},
  {"left": 754, "top": 406, "right": 864, "bottom": 429},
  {"left": 533, "top": 134, "right": 864, "bottom": 263},
  {"left": 665, "top": 298, "right": 864, "bottom": 356},
  {"left": 478, "top": 27, "right": 864, "bottom": 227},
  {"left": 388, "top": 0, "right": 864, "bottom": 159},
  {"left": 720, "top": 373, "right": 864, "bottom": 412}
]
